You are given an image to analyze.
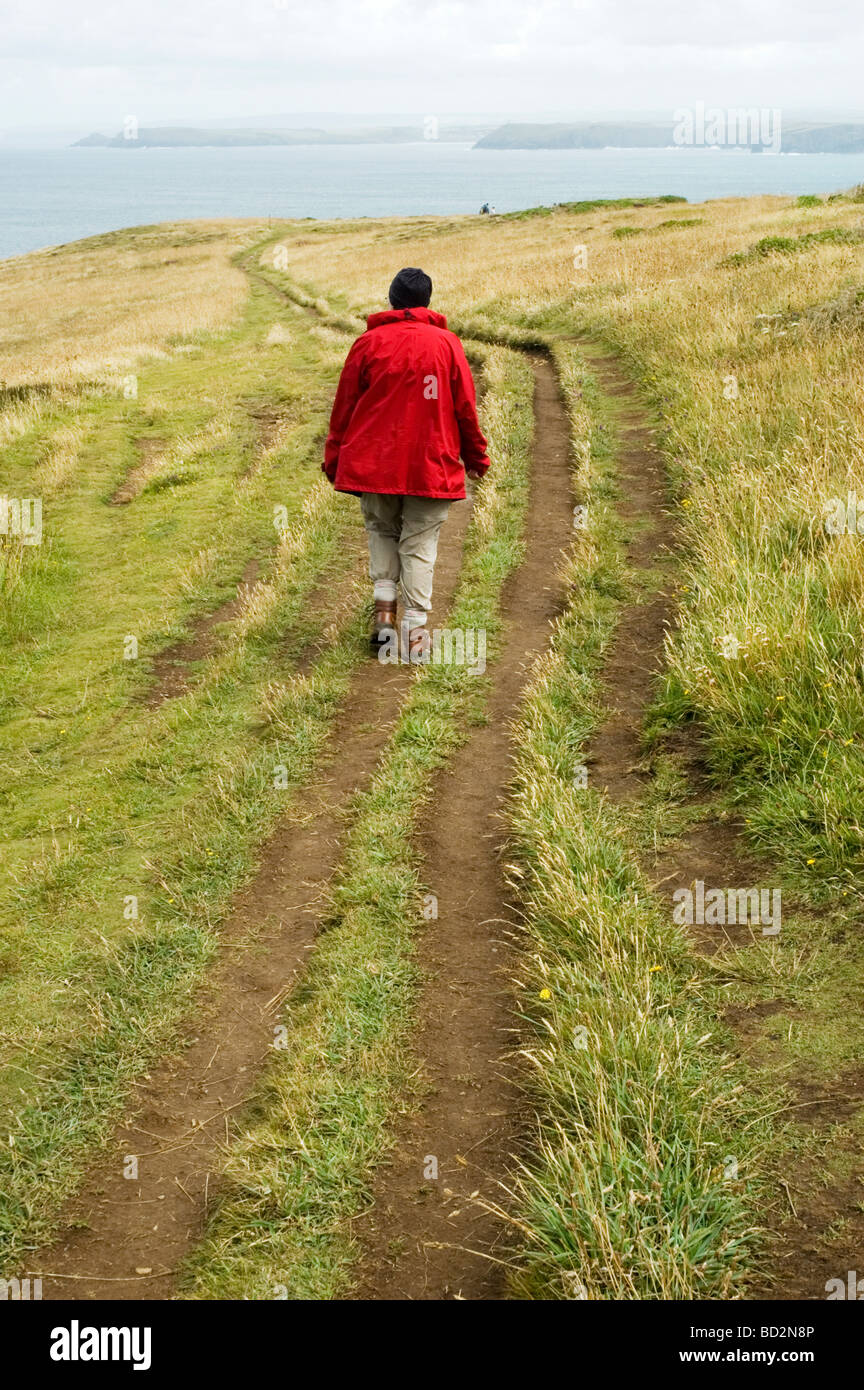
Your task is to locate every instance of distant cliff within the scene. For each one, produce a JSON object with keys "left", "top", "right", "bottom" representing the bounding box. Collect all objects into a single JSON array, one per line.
[
  {"left": 74, "top": 119, "right": 864, "bottom": 155},
  {"left": 475, "top": 121, "right": 864, "bottom": 154},
  {"left": 74, "top": 125, "right": 489, "bottom": 148},
  {"left": 476, "top": 123, "right": 673, "bottom": 150}
]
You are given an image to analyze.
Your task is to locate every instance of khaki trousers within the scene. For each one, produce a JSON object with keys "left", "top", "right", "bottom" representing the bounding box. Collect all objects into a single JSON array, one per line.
[{"left": 360, "top": 493, "right": 452, "bottom": 625}]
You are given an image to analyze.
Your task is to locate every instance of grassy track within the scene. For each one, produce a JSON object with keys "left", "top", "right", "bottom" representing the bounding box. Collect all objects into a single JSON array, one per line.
[
  {"left": 502, "top": 344, "right": 763, "bottom": 1299},
  {"left": 177, "top": 345, "right": 533, "bottom": 1299},
  {"left": 0, "top": 235, "right": 374, "bottom": 1264}
]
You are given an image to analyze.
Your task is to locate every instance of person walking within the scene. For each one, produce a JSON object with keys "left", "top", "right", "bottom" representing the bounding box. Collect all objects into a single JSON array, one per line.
[{"left": 323, "top": 266, "right": 489, "bottom": 661}]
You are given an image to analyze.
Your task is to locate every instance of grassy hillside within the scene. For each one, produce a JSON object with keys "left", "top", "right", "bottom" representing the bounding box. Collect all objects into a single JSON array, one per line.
[
  {"left": 2, "top": 189, "right": 864, "bottom": 1300},
  {"left": 263, "top": 189, "right": 864, "bottom": 889}
]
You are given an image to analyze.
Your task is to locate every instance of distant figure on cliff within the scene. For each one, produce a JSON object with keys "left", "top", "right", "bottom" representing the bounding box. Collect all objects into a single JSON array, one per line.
[{"left": 323, "top": 267, "right": 490, "bottom": 663}]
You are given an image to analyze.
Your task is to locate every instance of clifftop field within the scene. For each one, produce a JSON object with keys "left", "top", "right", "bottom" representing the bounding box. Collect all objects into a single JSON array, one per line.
[{"left": 3, "top": 186, "right": 864, "bottom": 1301}]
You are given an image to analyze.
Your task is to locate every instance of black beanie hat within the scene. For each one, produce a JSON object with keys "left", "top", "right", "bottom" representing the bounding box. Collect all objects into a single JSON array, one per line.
[{"left": 388, "top": 267, "right": 433, "bottom": 309}]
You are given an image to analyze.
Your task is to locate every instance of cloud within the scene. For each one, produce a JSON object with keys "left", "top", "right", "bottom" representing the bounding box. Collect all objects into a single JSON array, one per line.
[{"left": 2, "top": 0, "right": 863, "bottom": 129}]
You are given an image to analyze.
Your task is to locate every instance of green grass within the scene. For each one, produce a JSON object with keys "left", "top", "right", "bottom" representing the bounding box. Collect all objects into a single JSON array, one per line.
[
  {"left": 0, "top": 237, "right": 381, "bottom": 1264},
  {"left": 724, "top": 226, "right": 864, "bottom": 265},
  {"left": 612, "top": 218, "right": 704, "bottom": 240},
  {"left": 503, "top": 343, "right": 765, "bottom": 1299},
  {"left": 501, "top": 195, "right": 687, "bottom": 222}
]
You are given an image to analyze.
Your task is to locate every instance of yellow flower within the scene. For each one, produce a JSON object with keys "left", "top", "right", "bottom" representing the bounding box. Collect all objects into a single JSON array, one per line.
[
  {"left": 806, "top": 858, "right": 816, "bottom": 865},
  {"left": 649, "top": 965, "right": 662, "bottom": 973},
  {"left": 539, "top": 988, "right": 552, "bottom": 1000}
]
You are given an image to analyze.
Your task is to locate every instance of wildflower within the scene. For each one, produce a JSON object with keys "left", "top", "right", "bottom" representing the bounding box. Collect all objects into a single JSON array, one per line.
[{"left": 539, "top": 988, "right": 552, "bottom": 1000}]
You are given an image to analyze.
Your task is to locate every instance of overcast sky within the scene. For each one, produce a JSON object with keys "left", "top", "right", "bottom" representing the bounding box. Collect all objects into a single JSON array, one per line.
[{"left": 2, "top": 0, "right": 863, "bottom": 134}]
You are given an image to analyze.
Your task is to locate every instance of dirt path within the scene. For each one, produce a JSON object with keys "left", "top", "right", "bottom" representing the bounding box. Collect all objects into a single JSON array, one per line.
[
  {"left": 111, "top": 438, "right": 167, "bottom": 505},
  {"left": 581, "top": 355, "right": 675, "bottom": 802},
  {"left": 32, "top": 342, "right": 573, "bottom": 1304},
  {"left": 32, "top": 454, "right": 478, "bottom": 1305},
  {"left": 144, "top": 557, "right": 262, "bottom": 706},
  {"left": 576, "top": 359, "right": 786, "bottom": 951},
  {"left": 143, "top": 527, "right": 369, "bottom": 707},
  {"left": 350, "top": 356, "right": 574, "bottom": 1300}
]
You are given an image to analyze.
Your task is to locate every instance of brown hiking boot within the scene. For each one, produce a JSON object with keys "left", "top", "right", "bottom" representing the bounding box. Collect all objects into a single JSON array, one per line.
[{"left": 370, "top": 601, "right": 397, "bottom": 653}]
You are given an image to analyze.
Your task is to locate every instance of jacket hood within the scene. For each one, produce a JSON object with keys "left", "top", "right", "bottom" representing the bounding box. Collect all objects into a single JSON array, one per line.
[{"left": 366, "top": 306, "right": 448, "bottom": 331}]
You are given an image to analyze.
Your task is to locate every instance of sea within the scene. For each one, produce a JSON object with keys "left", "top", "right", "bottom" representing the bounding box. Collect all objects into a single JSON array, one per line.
[{"left": 2, "top": 142, "right": 864, "bottom": 261}]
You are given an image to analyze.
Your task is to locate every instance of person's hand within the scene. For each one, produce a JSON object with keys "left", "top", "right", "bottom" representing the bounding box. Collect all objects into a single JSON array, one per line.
[{"left": 466, "top": 469, "right": 484, "bottom": 480}]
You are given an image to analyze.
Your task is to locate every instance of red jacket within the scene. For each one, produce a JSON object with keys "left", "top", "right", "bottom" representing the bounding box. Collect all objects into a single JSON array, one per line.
[{"left": 323, "top": 306, "right": 489, "bottom": 499}]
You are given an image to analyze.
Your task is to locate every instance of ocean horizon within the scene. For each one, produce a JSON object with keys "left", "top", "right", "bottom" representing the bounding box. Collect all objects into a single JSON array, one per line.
[{"left": 3, "top": 141, "right": 864, "bottom": 261}]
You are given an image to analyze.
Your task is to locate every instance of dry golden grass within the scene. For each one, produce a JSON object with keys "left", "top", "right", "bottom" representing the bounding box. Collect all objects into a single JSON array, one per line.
[
  {"left": 0, "top": 219, "right": 268, "bottom": 388},
  {"left": 33, "top": 419, "right": 95, "bottom": 493},
  {"left": 263, "top": 194, "right": 859, "bottom": 326}
]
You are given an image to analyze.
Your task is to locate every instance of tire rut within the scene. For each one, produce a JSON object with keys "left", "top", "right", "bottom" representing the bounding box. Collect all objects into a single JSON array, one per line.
[
  {"left": 144, "top": 558, "right": 262, "bottom": 707},
  {"left": 31, "top": 436, "right": 481, "bottom": 1304},
  {"left": 350, "top": 355, "right": 574, "bottom": 1300}
]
